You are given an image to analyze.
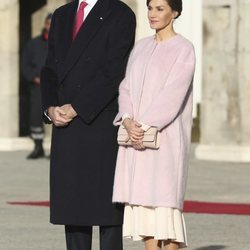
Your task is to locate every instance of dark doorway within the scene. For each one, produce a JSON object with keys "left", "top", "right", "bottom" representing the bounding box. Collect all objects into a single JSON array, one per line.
[{"left": 19, "top": 0, "right": 46, "bottom": 136}]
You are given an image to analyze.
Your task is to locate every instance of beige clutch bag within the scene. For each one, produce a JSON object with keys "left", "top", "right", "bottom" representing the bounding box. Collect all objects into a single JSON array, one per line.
[{"left": 117, "top": 125, "right": 160, "bottom": 149}]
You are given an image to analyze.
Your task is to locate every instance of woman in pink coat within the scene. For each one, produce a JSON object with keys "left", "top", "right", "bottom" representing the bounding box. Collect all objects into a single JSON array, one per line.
[{"left": 113, "top": 0, "right": 195, "bottom": 249}]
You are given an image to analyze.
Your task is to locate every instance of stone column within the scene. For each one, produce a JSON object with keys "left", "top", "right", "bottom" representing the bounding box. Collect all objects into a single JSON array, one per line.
[
  {"left": 0, "top": 0, "right": 19, "bottom": 149},
  {"left": 195, "top": 0, "right": 250, "bottom": 162},
  {"left": 174, "top": 0, "right": 203, "bottom": 118},
  {"left": 33, "top": 0, "right": 67, "bottom": 37},
  {"left": 238, "top": 0, "right": 250, "bottom": 146},
  {"left": 0, "top": 0, "right": 68, "bottom": 151},
  {"left": 134, "top": 0, "right": 154, "bottom": 40}
]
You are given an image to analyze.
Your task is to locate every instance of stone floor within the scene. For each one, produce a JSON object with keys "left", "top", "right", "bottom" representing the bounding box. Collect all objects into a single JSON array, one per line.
[{"left": 0, "top": 149, "right": 250, "bottom": 250}]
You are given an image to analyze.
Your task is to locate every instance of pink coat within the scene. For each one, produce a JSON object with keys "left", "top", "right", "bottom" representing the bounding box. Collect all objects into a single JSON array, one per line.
[{"left": 112, "top": 35, "right": 196, "bottom": 210}]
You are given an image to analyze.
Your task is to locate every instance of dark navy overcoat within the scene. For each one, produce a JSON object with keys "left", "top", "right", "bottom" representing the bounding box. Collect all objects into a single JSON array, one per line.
[{"left": 41, "top": 0, "right": 136, "bottom": 226}]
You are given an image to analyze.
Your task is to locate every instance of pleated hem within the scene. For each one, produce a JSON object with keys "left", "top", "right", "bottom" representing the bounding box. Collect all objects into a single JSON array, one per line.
[{"left": 123, "top": 204, "right": 188, "bottom": 248}]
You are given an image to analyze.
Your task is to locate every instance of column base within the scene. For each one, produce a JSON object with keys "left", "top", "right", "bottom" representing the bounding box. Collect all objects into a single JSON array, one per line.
[
  {"left": 195, "top": 144, "right": 250, "bottom": 162},
  {"left": 0, "top": 137, "right": 51, "bottom": 151}
]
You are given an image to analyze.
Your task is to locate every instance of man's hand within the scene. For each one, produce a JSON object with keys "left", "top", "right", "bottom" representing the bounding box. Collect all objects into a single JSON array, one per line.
[
  {"left": 48, "top": 106, "right": 72, "bottom": 127},
  {"left": 60, "top": 104, "right": 77, "bottom": 120},
  {"left": 33, "top": 77, "right": 40, "bottom": 85}
]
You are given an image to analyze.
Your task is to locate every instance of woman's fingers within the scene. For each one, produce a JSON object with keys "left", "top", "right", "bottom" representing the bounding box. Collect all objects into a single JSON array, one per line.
[
  {"left": 131, "top": 128, "right": 144, "bottom": 136},
  {"left": 125, "top": 120, "right": 145, "bottom": 142},
  {"left": 134, "top": 120, "right": 142, "bottom": 127},
  {"left": 131, "top": 135, "right": 143, "bottom": 141},
  {"left": 124, "top": 120, "right": 146, "bottom": 149},
  {"left": 132, "top": 142, "right": 140, "bottom": 150},
  {"left": 132, "top": 141, "right": 145, "bottom": 150},
  {"left": 131, "top": 134, "right": 143, "bottom": 140}
]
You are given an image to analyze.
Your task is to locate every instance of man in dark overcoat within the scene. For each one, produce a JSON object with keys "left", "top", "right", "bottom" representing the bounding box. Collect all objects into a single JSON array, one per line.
[
  {"left": 40, "top": 0, "right": 136, "bottom": 249},
  {"left": 22, "top": 14, "right": 52, "bottom": 159}
]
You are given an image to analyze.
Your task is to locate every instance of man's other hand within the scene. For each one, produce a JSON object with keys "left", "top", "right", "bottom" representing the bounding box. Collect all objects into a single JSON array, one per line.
[
  {"left": 60, "top": 104, "right": 77, "bottom": 120},
  {"left": 48, "top": 106, "right": 72, "bottom": 127}
]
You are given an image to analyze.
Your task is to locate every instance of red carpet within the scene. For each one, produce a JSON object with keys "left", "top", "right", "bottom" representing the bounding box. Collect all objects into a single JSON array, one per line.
[
  {"left": 7, "top": 200, "right": 250, "bottom": 215},
  {"left": 8, "top": 201, "right": 49, "bottom": 207},
  {"left": 183, "top": 201, "right": 250, "bottom": 215}
]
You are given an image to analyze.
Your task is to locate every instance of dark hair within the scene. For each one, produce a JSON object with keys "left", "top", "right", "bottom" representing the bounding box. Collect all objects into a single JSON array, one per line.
[
  {"left": 146, "top": 0, "right": 182, "bottom": 19},
  {"left": 45, "top": 13, "right": 53, "bottom": 21}
]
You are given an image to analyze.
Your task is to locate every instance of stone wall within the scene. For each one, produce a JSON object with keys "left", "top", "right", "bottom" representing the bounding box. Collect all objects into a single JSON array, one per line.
[
  {"left": 0, "top": 0, "right": 68, "bottom": 150},
  {"left": 196, "top": 0, "right": 250, "bottom": 161},
  {"left": 0, "top": 0, "right": 19, "bottom": 138},
  {"left": 238, "top": 0, "right": 250, "bottom": 144},
  {"left": 32, "top": 0, "right": 68, "bottom": 37}
]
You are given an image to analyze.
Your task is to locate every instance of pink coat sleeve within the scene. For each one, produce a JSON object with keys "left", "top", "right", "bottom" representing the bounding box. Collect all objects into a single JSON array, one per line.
[
  {"left": 140, "top": 45, "right": 195, "bottom": 130},
  {"left": 113, "top": 49, "right": 135, "bottom": 125}
]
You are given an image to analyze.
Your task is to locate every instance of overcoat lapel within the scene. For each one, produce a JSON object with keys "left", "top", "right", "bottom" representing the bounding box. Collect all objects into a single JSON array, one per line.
[
  {"left": 57, "top": 1, "right": 77, "bottom": 62},
  {"left": 59, "top": 0, "right": 111, "bottom": 83}
]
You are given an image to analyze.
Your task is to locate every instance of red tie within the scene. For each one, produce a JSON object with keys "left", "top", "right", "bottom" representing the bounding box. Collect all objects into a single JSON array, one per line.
[{"left": 72, "top": 1, "right": 88, "bottom": 40}]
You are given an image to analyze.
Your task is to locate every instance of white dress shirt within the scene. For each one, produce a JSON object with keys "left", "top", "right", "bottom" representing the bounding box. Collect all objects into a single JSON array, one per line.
[{"left": 78, "top": 0, "right": 98, "bottom": 21}]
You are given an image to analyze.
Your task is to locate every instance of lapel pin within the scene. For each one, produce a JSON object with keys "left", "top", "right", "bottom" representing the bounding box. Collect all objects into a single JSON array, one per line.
[{"left": 100, "top": 17, "right": 103, "bottom": 20}]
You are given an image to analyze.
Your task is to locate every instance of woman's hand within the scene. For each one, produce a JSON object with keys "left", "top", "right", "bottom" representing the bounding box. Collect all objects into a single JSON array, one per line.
[
  {"left": 123, "top": 118, "right": 145, "bottom": 150},
  {"left": 132, "top": 140, "right": 145, "bottom": 150}
]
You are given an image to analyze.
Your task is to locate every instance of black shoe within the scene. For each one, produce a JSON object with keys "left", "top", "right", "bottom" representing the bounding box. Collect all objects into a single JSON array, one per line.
[{"left": 27, "top": 140, "right": 45, "bottom": 159}]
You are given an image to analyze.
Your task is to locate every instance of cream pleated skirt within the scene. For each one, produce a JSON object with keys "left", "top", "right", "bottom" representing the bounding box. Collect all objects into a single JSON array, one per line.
[{"left": 123, "top": 204, "right": 187, "bottom": 248}]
